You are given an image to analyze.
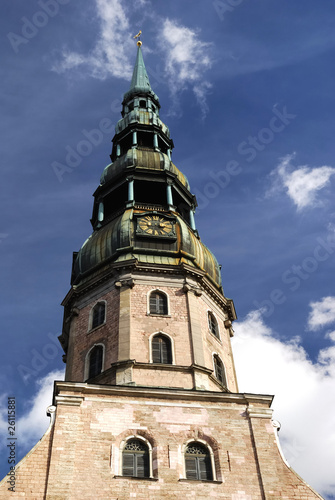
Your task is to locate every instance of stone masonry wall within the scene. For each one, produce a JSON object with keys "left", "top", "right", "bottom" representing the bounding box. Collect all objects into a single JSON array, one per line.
[
  {"left": 63, "top": 274, "right": 238, "bottom": 392},
  {"left": 0, "top": 422, "right": 53, "bottom": 499},
  {"left": 65, "top": 286, "right": 120, "bottom": 382},
  {"left": 0, "top": 386, "right": 322, "bottom": 500}
]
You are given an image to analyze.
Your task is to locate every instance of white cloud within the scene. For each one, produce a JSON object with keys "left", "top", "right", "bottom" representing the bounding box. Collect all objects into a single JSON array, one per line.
[
  {"left": 52, "top": 52, "right": 86, "bottom": 73},
  {"left": 160, "top": 19, "right": 213, "bottom": 117},
  {"left": 19, "top": 370, "right": 64, "bottom": 446},
  {"left": 307, "top": 296, "right": 335, "bottom": 331},
  {"left": 326, "top": 330, "right": 335, "bottom": 341},
  {"left": 318, "top": 345, "right": 335, "bottom": 378},
  {"left": 0, "top": 370, "right": 64, "bottom": 456},
  {"left": 52, "top": 0, "right": 133, "bottom": 80},
  {"left": 232, "top": 310, "right": 335, "bottom": 497},
  {"left": 0, "top": 395, "right": 8, "bottom": 436},
  {"left": 52, "top": 3, "right": 213, "bottom": 116},
  {"left": 268, "top": 154, "right": 335, "bottom": 210}
]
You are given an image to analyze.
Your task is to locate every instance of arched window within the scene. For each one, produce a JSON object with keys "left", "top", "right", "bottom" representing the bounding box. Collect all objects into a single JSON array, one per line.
[
  {"left": 149, "top": 291, "right": 168, "bottom": 315},
  {"left": 88, "top": 345, "right": 103, "bottom": 379},
  {"left": 152, "top": 334, "right": 172, "bottom": 364},
  {"left": 185, "top": 442, "right": 213, "bottom": 481},
  {"left": 213, "top": 354, "right": 226, "bottom": 387},
  {"left": 91, "top": 302, "right": 105, "bottom": 330},
  {"left": 208, "top": 312, "right": 219, "bottom": 339},
  {"left": 122, "top": 439, "right": 150, "bottom": 478}
]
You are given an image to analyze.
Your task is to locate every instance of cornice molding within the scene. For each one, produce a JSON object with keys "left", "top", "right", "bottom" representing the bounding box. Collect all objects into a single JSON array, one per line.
[
  {"left": 247, "top": 406, "right": 274, "bottom": 419},
  {"left": 53, "top": 381, "right": 274, "bottom": 407},
  {"left": 62, "top": 262, "right": 236, "bottom": 323}
]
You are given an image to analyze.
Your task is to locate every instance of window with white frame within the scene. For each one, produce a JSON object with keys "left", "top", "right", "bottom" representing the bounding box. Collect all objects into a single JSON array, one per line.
[
  {"left": 149, "top": 291, "right": 168, "bottom": 315},
  {"left": 213, "top": 354, "right": 226, "bottom": 387},
  {"left": 151, "top": 334, "right": 172, "bottom": 364},
  {"left": 208, "top": 311, "right": 219, "bottom": 339},
  {"left": 91, "top": 302, "right": 106, "bottom": 330},
  {"left": 185, "top": 442, "right": 213, "bottom": 481},
  {"left": 87, "top": 345, "right": 103, "bottom": 379},
  {"left": 122, "top": 439, "right": 150, "bottom": 478}
]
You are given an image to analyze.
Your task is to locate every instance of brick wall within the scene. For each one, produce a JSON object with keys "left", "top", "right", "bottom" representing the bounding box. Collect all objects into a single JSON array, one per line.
[
  {"left": 0, "top": 421, "right": 53, "bottom": 499},
  {"left": 63, "top": 273, "right": 238, "bottom": 392},
  {"left": 65, "top": 286, "right": 120, "bottom": 382},
  {"left": 0, "top": 384, "right": 322, "bottom": 499}
]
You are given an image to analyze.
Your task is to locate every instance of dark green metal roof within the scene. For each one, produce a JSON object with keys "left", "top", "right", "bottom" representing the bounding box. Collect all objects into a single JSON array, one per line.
[
  {"left": 100, "top": 149, "right": 190, "bottom": 190},
  {"left": 123, "top": 46, "right": 159, "bottom": 103},
  {"left": 130, "top": 45, "right": 151, "bottom": 93},
  {"left": 72, "top": 210, "right": 222, "bottom": 288}
]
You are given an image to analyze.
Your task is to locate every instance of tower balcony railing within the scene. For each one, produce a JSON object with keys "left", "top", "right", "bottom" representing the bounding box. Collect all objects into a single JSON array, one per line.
[
  {"left": 95, "top": 203, "right": 170, "bottom": 229},
  {"left": 134, "top": 202, "right": 169, "bottom": 212}
]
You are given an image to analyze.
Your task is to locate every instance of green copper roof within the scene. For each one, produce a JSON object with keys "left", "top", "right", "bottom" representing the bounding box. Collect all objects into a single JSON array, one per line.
[
  {"left": 72, "top": 210, "right": 222, "bottom": 289},
  {"left": 123, "top": 45, "right": 159, "bottom": 103},
  {"left": 129, "top": 45, "right": 152, "bottom": 93}
]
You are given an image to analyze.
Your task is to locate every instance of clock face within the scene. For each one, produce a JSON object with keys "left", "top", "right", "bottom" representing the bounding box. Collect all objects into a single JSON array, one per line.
[{"left": 137, "top": 215, "right": 174, "bottom": 237}]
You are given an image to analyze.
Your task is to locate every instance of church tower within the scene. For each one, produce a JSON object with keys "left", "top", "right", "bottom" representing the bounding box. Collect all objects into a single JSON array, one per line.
[
  {"left": 0, "top": 43, "right": 323, "bottom": 500},
  {"left": 60, "top": 41, "right": 238, "bottom": 396}
]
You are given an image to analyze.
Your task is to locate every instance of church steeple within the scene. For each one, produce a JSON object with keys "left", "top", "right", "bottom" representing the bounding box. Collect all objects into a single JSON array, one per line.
[
  {"left": 128, "top": 44, "right": 153, "bottom": 96},
  {"left": 121, "top": 42, "right": 161, "bottom": 123},
  {"left": 59, "top": 42, "right": 237, "bottom": 394}
]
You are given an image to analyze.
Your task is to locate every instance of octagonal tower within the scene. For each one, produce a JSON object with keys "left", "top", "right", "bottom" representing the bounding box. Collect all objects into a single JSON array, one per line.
[{"left": 59, "top": 44, "right": 238, "bottom": 394}]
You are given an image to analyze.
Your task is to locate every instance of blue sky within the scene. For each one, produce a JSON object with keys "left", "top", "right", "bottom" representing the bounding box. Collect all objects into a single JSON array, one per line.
[{"left": 1, "top": 0, "right": 335, "bottom": 497}]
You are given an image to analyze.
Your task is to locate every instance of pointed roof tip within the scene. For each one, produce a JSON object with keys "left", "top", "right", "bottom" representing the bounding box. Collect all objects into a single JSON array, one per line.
[
  {"left": 129, "top": 43, "right": 152, "bottom": 93},
  {"left": 123, "top": 42, "right": 160, "bottom": 104}
]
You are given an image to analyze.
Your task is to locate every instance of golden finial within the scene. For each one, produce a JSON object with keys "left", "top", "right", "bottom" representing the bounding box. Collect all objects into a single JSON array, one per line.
[{"left": 133, "top": 30, "right": 142, "bottom": 46}]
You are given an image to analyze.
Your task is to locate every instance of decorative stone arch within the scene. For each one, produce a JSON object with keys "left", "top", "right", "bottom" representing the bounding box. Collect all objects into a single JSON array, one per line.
[
  {"left": 147, "top": 288, "right": 170, "bottom": 316},
  {"left": 182, "top": 437, "right": 217, "bottom": 481},
  {"left": 88, "top": 299, "right": 107, "bottom": 332},
  {"left": 84, "top": 343, "right": 105, "bottom": 381},
  {"left": 148, "top": 331, "right": 175, "bottom": 364},
  {"left": 114, "top": 431, "right": 156, "bottom": 478},
  {"left": 211, "top": 352, "right": 227, "bottom": 389},
  {"left": 207, "top": 309, "right": 221, "bottom": 340}
]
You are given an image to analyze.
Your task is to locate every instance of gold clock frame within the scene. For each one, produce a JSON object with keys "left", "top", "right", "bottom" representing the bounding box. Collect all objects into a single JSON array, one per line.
[{"left": 135, "top": 213, "right": 176, "bottom": 240}]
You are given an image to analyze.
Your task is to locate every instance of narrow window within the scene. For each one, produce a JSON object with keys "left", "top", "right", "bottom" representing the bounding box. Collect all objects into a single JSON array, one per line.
[
  {"left": 92, "top": 302, "right": 105, "bottom": 329},
  {"left": 208, "top": 312, "right": 219, "bottom": 338},
  {"left": 122, "top": 439, "right": 150, "bottom": 478},
  {"left": 185, "top": 442, "right": 213, "bottom": 481},
  {"left": 88, "top": 345, "right": 103, "bottom": 379},
  {"left": 149, "top": 291, "right": 168, "bottom": 315},
  {"left": 213, "top": 355, "right": 226, "bottom": 387},
  {"left": 152, "top": 334, "right": 172, "bottom": 364},
  {"left": 139, "top": 100, "right": 146, "bottom": 108}
]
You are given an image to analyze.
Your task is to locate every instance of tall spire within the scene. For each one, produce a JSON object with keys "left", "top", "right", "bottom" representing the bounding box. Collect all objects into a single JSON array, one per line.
[
  {"left": 122, "top": 40, "right": 160, "bottom": 106},
  {"left": 129, "top": 44, "right": 152, "bottom": 94}
]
